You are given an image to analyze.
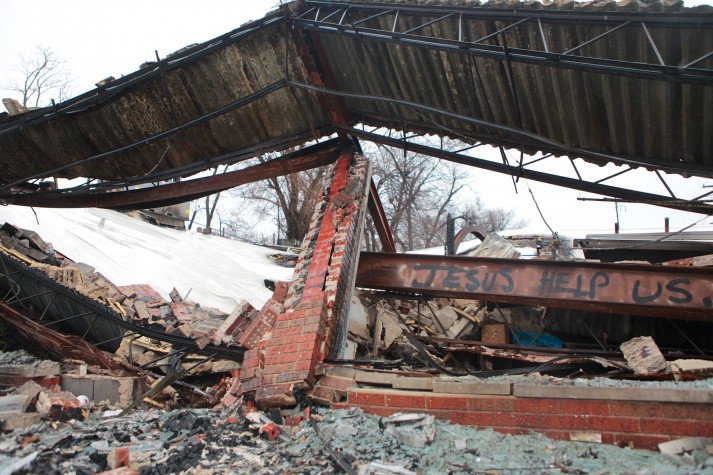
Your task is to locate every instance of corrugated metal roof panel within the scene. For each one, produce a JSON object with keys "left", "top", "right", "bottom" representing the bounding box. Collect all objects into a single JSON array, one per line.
[{"left": 0, "top": 0, "right": 710, "bottom": 187}]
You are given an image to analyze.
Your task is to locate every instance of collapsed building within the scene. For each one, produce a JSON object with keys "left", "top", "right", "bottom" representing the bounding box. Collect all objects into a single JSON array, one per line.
[{"left": 0, "top": 0, "right": 712, "bottom": 465}]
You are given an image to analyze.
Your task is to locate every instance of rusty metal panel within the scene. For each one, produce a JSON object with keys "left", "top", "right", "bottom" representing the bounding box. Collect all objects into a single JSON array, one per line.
[{"left": 356, "top": 252, "right": 713, "bottom": 321}]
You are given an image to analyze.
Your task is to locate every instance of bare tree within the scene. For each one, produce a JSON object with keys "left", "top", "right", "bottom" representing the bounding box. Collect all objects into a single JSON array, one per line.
[
  {"left": 5, "top": 45, "right": 72, "bottom": 107},
  {"left": 460, "top": 197, "right": 528, "bottom": 234},
  {"left": 364, "top": 140, "right": 469, "bottom": 252},
  {"left": 187, "top": 166, "right": 229, "bottom": 233},
  {"left": 236, "top": 153, "right": 326, "bottom": 243}
]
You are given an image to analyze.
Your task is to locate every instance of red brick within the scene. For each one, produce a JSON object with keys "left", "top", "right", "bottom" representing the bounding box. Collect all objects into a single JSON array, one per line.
[
  {"left": 272, "top": 326, "right": 302, "bottom": 338},
  {"left": 386, "top": 393, "right": 426, "bottom": 409},
  {"left": 468, "top": 396, "right": 514, "bottom": 412},
  {"left": 452, "top": 412, "right": 492, "bottom": 426},
  {"left": 587, "top": 416, "right": 640, "bottom": 433},
  {"left": 348, "top": 391, "right": 386, "bottom": 406},
  {"left": 640, "top": 418, "right": 698, "bottom": 436},
  {"left": 513, "top": 413, "right": 546, "bottom": 429},
  {"left": 607, "top": 401, "right": 661, "bottom": 418},
  {"left": 660, "top": 403, "right": 713, "bottom": 420},
  {"left": 311, "top": 386, "right": 338, "bottom": 404},
  {"left": 295, "top": 359, "right": 316, "bottom": 372},
  {"left": 363, "top": 406, "right": 397, "bottom": 417},
  {"left": 275, "top": 370, "right": 312, "bottom": 384},
  {"left": 302, "top": 322, "right": 326, "bottom": 335},
  {"left": 699, "top": 422, "right": 713, "bottom": 437},
  {"left": 560, "top": 400, "right": 610, "bottom": 416},
  {"left": 284, "top": 310, "right": 308, "bottom": 320},
  {"left": 262, "top": 363, "right": 295, "bottom": 376},
  {"left": 318, "top": 375, "right": 355, "bottom": 391},
  {"left": 426, "top": 396, "right": 469, "bottom": 411},
  {"left": 491, "top": 413, "right": 518, "bottom": 427},
  {"left": 265, "top": 344, "right": 297, "bottom": 356},
  {"left": 536, "top": 414, "right": 591, "bottom": 431},
  {"left": 513, "top": 398, "right": 561, "bottom": 414}
]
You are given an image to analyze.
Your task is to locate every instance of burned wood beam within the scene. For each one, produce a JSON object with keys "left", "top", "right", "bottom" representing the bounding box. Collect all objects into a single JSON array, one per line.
[
  {"left": 1, "top": 143, "right": 342, "bottom": 210},
  {"left": 356, "top": 252, "right": 713, "bottom": 321}
]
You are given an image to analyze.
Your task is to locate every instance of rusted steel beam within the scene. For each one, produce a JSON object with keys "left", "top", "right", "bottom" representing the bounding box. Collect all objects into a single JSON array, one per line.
[
  {"left": 284, "top": 1, "right": 351, "bottom": 135},
  {"left": 356, "top": 252, "right": 713, "bottom": 321},
  {"left": 3, "top": 144, "right": 342, "bottom": 210},
  {"left": 367, "top": 178, "right": 396, "bottom": 253}
]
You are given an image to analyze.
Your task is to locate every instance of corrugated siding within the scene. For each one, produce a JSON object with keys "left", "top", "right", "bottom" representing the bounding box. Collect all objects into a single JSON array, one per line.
[{"left": 0, "top": 0, "right": 710, "bottom": 184}]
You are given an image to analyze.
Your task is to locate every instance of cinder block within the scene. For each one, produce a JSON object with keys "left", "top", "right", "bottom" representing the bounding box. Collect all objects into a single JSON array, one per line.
[
  {"left": 61, "top": 375, "right": 139, "bottom": 408},
  {"left": 61, "top": 375, "right": 94, "bottom": 398},
  {"left": 94, "top": 377, "right": 138, "bottom": 407}
]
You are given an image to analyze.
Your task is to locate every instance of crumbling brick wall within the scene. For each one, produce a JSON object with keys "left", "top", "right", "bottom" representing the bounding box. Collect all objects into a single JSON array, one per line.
[{"left": 234, "top": 148, "right": 371, "bottom": 408}]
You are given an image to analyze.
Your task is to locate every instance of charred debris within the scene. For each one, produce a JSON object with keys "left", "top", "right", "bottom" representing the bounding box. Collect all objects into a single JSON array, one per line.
[
  {"left": 0, "top": 219, "right": 712, "bottom": 472},
  {"left": 0, "top": 221, "right": 712, "bottom": 402}
]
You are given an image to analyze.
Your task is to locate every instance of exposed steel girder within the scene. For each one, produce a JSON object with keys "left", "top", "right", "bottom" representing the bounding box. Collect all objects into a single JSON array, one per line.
[
  {"left": 284, "top": 0, "right": 352, "bottom": 135},
  {"left": 367, "top": 178, "right": 397, "bottom": 253},
  {"left": 356, "top": 252, "right": 713, "bottom": 321},
  {"left": 0, "top": 143, "right": 342, "bottom": 210},
  {"left": 340, "top": 127, "right": 713, "bottom": 215}
]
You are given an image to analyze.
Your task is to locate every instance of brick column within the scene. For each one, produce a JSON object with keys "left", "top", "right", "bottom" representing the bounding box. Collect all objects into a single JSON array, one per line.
[{"left": 237, "top": 148, "right": 371, "bottom": 408}]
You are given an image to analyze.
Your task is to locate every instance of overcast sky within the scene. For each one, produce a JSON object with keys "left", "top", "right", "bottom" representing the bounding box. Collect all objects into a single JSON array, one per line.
[{"left": 1, "top": 0, "right": 711, "bottom": 236}]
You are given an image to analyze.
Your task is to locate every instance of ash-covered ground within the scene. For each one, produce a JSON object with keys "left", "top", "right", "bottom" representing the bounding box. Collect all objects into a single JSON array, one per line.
[{"left": 1, "top": 406, "right": 711, "bottom": 475}]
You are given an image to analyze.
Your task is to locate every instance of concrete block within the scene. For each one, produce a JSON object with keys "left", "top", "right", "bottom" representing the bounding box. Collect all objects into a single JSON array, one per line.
[
  {"left": 94, "top": 377, "right": 138, "bottom": 407},
  {"left": 392, "top": 376, "right": 434, "bottom": 391},
  {"left": 326, "top": 365, "right": 356, "bottom": 379},
  {"left": 0, "top": 394, "right": 30, "bottom": 412},
  {"left": 0, "top": 361, "right": 61, "bottom": 377},
  {"left": 61, "top": 375, "right": 139, "bottom": 408},
  {"left": 0, "top": 411, "right": 40, "bottom": 431},
  {"left": 13, "top": 381, "right": 42, "bottom": 403},
  {"left": 432, "top": 379, "right": 512, "bottom": 396},
  {"left": 61, "top": 375, "right": 93, "bottom": 398},
  {"left": 513, "top": 384, "right": 713, "bottom": 403},
  {"left": 354, "top": 370, "right": 396, "bottom": 386}
]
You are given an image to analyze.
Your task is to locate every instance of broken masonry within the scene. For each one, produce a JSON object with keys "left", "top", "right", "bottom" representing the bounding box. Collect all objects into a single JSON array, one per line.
[{"left": 234, "top": 147, "right": 370, "bottom": 408}]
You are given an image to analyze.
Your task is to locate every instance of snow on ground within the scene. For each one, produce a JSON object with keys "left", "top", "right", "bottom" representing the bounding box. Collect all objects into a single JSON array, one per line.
[{"left": 0, "top": 206, "right": 294, "bottom": 313}]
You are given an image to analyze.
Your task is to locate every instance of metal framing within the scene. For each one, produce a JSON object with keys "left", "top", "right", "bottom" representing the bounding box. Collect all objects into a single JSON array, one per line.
[
  {"left": 0, "top": 252, "right": 245, "bottom": 359},
  {"left": 295, "top": 1, "right": 713, "bottom": 85},
  {"left": 339, "top": 125, "right": 713, "bottom": 215},
  {"left": 0, "top": 0, "right": 710, "bottom": 218}
]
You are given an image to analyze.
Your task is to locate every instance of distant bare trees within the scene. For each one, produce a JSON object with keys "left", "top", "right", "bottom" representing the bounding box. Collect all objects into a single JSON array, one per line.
[
  {"left": 363, "top": 140, "right": 527, "bottom": 252},
  {"left": 211, "top": 138, "right": 526, "bottom": 249},
  {"left": 5, "top": 45, "right": 72, "bottom": 107},
  {"left": 239, "top": 154, "right": 326, "bottom": 243},
  {"left": 364, "top": 142, "right": 468, "bottom": 251},
  {"left": 460, "top": 198, "right": 528, "bottom": 235}
]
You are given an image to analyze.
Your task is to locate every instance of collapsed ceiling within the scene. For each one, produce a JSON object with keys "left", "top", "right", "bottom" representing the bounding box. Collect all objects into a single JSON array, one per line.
[{"left": 0, "top": 0, "right": 711, "bottom": 211}]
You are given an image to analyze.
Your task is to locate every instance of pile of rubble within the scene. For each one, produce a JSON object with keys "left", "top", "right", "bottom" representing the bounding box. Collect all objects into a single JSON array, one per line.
[
  {"left": 354, "top": 291, "right": 713, "bottom": 382},
  {"left": 1, "top": 401, "right": 710, "bottom": 474},
  {"left": 0, "top": 222, "right": 270, "bottom": 354},
  {"left": 0, "top": 350, "right": 138, "bottom": 432}
]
